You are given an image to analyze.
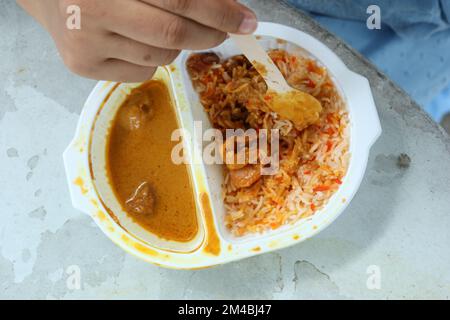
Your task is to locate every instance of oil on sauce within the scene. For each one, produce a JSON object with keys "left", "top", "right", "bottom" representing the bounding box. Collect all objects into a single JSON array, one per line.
[{"left": 106, "top": 80, "right": 198, "bottom": 242}]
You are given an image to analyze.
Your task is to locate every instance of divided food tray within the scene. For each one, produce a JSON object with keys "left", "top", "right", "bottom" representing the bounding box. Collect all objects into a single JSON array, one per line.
[{"left": 63, "top": 22, "right": 381, "bottom": 269}]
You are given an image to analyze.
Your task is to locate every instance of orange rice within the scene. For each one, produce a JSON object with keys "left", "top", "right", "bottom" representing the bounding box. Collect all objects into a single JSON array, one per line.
[{"left": 187, "top": 49, "right": 350, "bottom": 236}]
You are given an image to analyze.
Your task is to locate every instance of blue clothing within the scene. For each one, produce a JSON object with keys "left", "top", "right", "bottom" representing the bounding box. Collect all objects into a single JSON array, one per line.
[{"left": 286, "top": 0, "right": 450, "bottom": 121}]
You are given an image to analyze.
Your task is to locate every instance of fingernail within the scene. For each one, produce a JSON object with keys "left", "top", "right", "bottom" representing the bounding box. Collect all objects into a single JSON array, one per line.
[{"left": 239, "top": 12, "right": 258, "bottom": 34}]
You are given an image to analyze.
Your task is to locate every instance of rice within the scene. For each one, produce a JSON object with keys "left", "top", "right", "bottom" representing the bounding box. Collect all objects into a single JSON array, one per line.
[{"left": 187, "top": 49, "right": 350, "bottom": 236}]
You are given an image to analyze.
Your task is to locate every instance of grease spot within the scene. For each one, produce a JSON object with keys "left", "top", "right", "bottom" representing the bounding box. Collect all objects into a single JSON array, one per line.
[
  {"left": 134, "top": 242, "right": 163, "bottom": 258},
  {"left": 200, "top": 193, "right": 221, "bottom": 256},
  {"left": 96, "top": 211, "right": 107, "bottom": 221},
  {"left": 28, "top": 206, "right": 47, "bottom": 221},
  {"left": 74, "top": 177, "right": 88, "bottom": 194},
  {"left": 371, "top": 154, "right": 409, "bottom": 186},
  {"left": 6, "top": 148, "right": 19, "bottom": 158},
  {"left": 27, "top": 155, "right": 40, "bottom": 170},
  {"left": 397, "top": 153, "right": 411, "bottom": 169},
  {"left": 269, "top": 241, "right": 278, "bottom": 248}
]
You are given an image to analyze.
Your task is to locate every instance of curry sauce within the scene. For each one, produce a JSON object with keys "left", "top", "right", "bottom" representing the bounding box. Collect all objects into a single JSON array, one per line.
[{"left": 106, "top": 80, "right": 198, "bottom": 242}]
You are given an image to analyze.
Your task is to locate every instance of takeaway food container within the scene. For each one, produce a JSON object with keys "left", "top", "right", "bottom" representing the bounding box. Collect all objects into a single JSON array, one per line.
[{"left": 63, "top": 22, "right": 381, "bottom": 269}]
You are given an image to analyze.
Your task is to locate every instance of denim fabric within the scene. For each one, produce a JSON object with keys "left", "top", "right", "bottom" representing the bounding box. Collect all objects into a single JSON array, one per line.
[
  {"left": 285, "top": 0, "right": 450, "bottom": 121},
  {"left": 286, "top": 0, "right": 450, "bottom": 38}
]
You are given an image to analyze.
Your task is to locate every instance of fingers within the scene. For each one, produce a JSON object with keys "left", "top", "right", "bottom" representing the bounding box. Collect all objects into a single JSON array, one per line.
[
  {"left": 105, "top": 0, "right": 227, "bottom": 49},
  {"left": 65, "top": 55, "right": 157, "bottom": 83},
  {"left": 96, "top": 60, "right": 157, "bottom": 83},
  {"left": 105, "top": 34, "right": 180, "bottom": 67},
  {"left": 142, "top": 0, "right": 258, "bottom": 34},
  {"left": 54, "top": 0, "right": 258, "bottom": 82}
]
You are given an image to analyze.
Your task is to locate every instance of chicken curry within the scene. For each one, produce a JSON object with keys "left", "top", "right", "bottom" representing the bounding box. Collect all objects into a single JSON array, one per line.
[{"left": 106, "top": 80, "right": 198, "bottom": 242}]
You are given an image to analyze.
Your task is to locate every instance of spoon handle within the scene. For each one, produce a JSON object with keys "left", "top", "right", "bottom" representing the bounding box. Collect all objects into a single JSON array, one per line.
[{"left": 230, "top": 34, "right": 290, "bottom": 93}]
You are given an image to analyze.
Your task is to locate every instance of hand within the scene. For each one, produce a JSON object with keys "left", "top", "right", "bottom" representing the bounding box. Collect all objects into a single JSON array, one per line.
[{"left": 17, "top": 0, "right": 258, "bottom": 82}]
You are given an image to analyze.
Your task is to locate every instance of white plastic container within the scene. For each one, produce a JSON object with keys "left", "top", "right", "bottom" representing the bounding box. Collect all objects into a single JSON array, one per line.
[{"left": 63, "top": 22, "right": 381, "bottom": 269}]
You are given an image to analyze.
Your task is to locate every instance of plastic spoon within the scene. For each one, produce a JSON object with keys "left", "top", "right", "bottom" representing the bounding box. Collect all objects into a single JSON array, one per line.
[{"left": 230, "top": 34, "right": 322, "bottom": 130}]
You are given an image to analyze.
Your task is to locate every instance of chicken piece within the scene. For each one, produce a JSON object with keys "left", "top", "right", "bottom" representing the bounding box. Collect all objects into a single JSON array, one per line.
[
  {"left": 186, "top": 53, "right": 220, "bottom": 75},
  {"left": 118, "top": 92, "right": 155, "bottom": 131},
  {"left": 220, "top": 138, "right": 246, "bottom": 171},
  {"left": 127, "top": 105, "right": 152, "bottom": 130},
  {"left": 229, "top": 165, "right": 261, "bottom": 189},
  {"left": 125, "top": 182, "right": 155, "bottom": 216},
  {"left": 220, "top": 135, "right": 259, "bottom": 171}
]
